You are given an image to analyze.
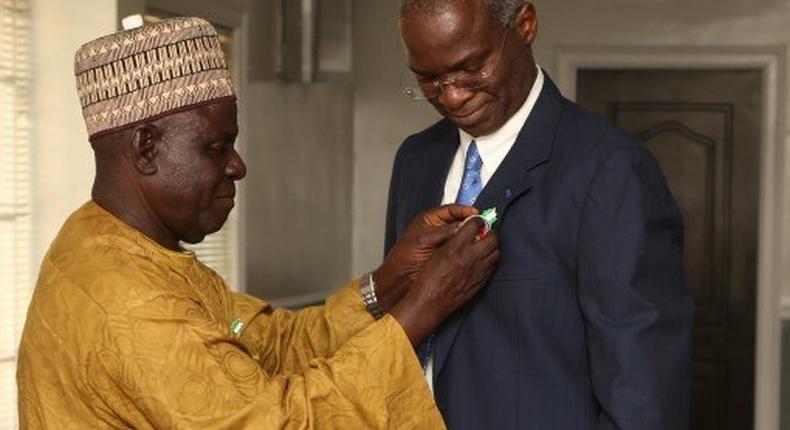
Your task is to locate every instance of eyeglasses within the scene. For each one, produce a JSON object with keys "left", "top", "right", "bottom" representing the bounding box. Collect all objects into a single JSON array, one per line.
[{"left": 400, "top": 30, "right": 509, "bottom": 101}]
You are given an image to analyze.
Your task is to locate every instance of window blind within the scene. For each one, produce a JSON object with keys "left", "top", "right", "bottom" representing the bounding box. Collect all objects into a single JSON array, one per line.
[{"left": 0, "top": 0, "right": 31, "bottom": 428}]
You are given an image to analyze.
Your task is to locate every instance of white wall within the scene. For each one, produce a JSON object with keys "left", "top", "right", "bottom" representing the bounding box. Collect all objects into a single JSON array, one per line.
[
  {"left": 31, "top": 0, "right": 117, "bottom": 265},
  {"left": 351, "top": 0, "right": 439, "bottom": 275}
]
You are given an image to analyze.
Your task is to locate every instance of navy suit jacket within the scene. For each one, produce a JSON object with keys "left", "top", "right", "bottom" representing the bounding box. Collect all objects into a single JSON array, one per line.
[{"left": 384, "top": 75, "right": 694, "bottom": 429}]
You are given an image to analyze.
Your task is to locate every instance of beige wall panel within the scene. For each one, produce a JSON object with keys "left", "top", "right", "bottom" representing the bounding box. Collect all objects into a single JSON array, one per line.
[
  {"left": 244, "top": 82, "right": 353, "bottom": 303},
  {"left": 32, "top": 0, "right": 117, "bottom": 266}
]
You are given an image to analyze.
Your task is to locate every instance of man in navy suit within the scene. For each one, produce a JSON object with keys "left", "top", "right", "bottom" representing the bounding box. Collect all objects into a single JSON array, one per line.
[{"left": 385, "top": 1, "right": 695, "bottom": 428}]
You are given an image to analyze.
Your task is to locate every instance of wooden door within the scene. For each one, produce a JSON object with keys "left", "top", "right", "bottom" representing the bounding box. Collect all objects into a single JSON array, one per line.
[{"left": 577, "top": 69, "right": 761, "bottom": 430}]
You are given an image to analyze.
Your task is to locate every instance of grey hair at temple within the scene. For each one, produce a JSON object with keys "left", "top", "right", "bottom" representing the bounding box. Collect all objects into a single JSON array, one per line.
[{"left": 400, "top": 0, "right": 528, "bottom": 28}]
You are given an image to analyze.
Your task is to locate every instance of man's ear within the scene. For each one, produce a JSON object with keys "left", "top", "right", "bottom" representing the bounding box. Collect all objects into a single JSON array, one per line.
[
  {"left": 131, "top": 124, "right": 160, "bottom": 175},
  {"left": 514, "top": 2, "right": 538, "bottom": 46}
]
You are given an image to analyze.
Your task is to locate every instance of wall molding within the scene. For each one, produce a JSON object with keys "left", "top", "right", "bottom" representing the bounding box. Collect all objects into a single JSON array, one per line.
[
  {"left": 556, "top": 45, "right": 788, "bottom": 430},
  {"left": 781, "top": 298, "right": 790, "bottom": 320}
]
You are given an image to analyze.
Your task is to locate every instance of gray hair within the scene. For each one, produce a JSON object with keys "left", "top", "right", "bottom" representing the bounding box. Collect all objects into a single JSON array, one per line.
[{"left": 400, "top": 0, "right": 527, "bottom": 29}]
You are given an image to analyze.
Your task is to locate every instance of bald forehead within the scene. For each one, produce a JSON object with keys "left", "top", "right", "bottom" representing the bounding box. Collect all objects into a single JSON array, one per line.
[
  {"left": 401, "top": 0, "right": 477, "bottom": 22},
  {"left": 400, "top": 0, "right": 507, "bottom": 25},
  {"left": 401, "top": 0, "right": 526, "bottom": 28},
  {"left": 399, "top": 0, "right": 503, "bottom": 44},
  {"left": 401, "top": 0, "right": 464, "bottom": 14},
  {"left": 400, "top": 0, "right": 493, "bottom": 55}
]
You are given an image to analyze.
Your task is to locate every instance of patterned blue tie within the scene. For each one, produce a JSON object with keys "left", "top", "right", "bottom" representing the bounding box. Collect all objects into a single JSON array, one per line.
[
  {"left": 418, "top": 141, "right": 483, "bottom": 370},
  {"left": 455, "top": 141, "right": 484, "bottom": 205}
]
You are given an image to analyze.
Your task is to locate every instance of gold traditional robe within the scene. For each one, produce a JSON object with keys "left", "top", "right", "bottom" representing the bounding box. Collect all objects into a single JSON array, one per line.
[{"left": 17, "top": 201, "right": 444, "bottom": 429}]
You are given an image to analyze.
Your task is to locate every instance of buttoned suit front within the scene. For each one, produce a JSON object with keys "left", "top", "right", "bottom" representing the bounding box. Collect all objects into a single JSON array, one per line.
[{"left": 384, "top": 74, "right": 695, "bottom": 429}]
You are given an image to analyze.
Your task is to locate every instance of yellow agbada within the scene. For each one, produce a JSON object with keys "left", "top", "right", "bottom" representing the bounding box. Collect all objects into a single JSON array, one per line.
[{"left": 17, "top": 201, "right": 445, "bottom": 429}]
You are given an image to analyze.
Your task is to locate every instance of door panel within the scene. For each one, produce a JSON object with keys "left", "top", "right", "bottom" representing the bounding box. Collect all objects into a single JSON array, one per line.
[{"left": 577, "top": 69, "right": 761, "bottom": 430}]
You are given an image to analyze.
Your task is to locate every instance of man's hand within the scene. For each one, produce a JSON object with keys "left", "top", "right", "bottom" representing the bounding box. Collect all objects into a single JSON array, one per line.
[
  {"left": 373, "top": 204, "right": 478, "bottom": 311},
  {"left": 389, "top": 218, "right": 500, "bottom": 346}
]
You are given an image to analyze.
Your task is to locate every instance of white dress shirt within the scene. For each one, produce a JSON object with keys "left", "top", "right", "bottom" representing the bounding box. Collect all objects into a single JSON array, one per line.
[{"left": 424, "top": 67, "right": 545, "bottom": 392}]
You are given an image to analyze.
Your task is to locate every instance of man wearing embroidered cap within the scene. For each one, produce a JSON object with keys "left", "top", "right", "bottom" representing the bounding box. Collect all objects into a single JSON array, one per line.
[{"left": 17, "top": 17, "right": 499, "bottom": 429}]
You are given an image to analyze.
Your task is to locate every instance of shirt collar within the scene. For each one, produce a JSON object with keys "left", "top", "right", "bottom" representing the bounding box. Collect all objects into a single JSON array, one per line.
[{"left": 458, "top": 66, "right": 544, "bottom": 164}]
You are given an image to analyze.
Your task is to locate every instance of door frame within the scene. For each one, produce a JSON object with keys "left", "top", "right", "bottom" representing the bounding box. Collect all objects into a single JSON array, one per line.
[{"left": 556, "top": 46, "right": 787, "bottom": 430}]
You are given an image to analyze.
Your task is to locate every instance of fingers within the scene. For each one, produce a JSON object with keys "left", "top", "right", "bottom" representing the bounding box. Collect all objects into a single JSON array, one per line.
[
  {"left": 475, "top": 248, "right": 501, "bottom": 273},
  {"left": 447, "top": 216, "right": 485, "bottom": 248},
  {"left": 472, "top": 248, "right": 500, "bottom": 282},
  {"left": 464, "top": 249, "right": 500, "bottom": 296},
  {"left": 417, "top": 221, "right": 462, "bottom": 247},
  {"left": 471, "top": 230, "right": 499, "bottom": 256},
  {"left": 423, "top": 204, "right": 479, "bottom": 226},
  {"left": 460, "top": 233, "right": 499, "bottom": 292}
]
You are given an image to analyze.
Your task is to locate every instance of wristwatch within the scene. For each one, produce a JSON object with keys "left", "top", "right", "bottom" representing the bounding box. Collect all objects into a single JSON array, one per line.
[{"left": 360, "top": 272, "right": 385, "bottom": 319}]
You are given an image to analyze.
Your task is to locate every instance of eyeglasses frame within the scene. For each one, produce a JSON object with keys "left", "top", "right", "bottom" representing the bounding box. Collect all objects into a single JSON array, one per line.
[{"left": 399, "top": 27, "right": 511, "bottom": 101}]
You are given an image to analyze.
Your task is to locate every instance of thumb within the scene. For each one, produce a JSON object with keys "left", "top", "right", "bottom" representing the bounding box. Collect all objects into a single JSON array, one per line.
[{"left": 423, "top": 204, "right": 479, "bottom": 226}]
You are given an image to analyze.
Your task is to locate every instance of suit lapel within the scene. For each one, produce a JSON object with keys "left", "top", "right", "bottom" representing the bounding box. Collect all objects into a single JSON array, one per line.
[
  {"left": 432, "top": 76, "right": 567, "bottom": 381},
  {"left": 416, "top": 127, "right": 459, "bottom": 209}
]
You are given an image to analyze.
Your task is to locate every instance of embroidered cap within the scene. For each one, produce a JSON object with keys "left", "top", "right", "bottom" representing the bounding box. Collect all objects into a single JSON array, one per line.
[{"left": 74, "top": 16, "right": 235, "bottom": 139}]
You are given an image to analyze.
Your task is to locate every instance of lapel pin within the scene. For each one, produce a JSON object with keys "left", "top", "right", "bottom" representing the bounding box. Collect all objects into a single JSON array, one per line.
[
  {"left": 460, "top": 207, "right": 498, "bottom": 241},
  {"left": 505, "top": 188, "right": 513, "bottom": 198}
]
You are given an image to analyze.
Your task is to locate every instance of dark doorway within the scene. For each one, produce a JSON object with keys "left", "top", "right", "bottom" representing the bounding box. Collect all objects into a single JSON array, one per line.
[{"left": 577, "top": 69, "right": 761, "bottom": 430}]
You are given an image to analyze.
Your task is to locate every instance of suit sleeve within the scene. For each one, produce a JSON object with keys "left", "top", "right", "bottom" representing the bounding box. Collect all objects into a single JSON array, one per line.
[{"left": 576, "top": 145, "right": 695, "bottom": 430}]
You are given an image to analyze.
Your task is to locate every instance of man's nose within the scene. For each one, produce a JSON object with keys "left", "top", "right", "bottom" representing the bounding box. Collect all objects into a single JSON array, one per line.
[
  {"left": 226, "top": 149, "right": 247, "bottom": 180},
  {"left": 436, "top": 83, "right": 475, "bottom": 111}
]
